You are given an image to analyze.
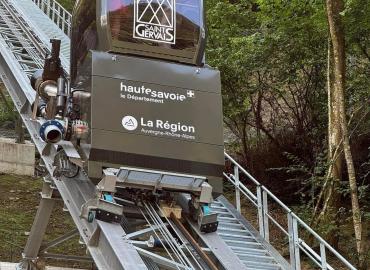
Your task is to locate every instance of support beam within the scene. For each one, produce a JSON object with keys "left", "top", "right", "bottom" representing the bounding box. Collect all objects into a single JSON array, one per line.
[
  {"left": 39, "top": 229, "right": 79, "bottom": 253},
  {"left": 19, "top": 197, "right": 56, "bottom": 269}
]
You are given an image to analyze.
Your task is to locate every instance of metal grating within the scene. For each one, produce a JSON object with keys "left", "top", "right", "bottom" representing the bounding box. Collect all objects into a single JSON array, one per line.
[
  {"left": 211, "top": 197, "right": 289, "bottom": 270},
  {"left": 10, "top": 0, "right": 70, "bottom": 69}
]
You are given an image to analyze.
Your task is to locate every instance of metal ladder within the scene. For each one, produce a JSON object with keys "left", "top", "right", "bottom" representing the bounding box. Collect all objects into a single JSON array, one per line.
[
  {"left": 211, "top": 197, "right": 288, "bottom": 270},
  {"left": 10, "top": 0, "right": 70, "bottom": 68}
]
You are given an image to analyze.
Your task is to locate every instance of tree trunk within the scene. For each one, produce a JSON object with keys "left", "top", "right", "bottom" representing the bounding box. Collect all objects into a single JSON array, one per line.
[
  {"left": 326, "top": 0, "right": 367, "bottom": 268},
  {"left": 315, "top": 38, "right": 342, "bottom": 247},
  {"left": 327, "top": 38, "right": 343, "bottom": 192},
  {"left": 311, "top": 37, "right": 342, "bottom": 247}
]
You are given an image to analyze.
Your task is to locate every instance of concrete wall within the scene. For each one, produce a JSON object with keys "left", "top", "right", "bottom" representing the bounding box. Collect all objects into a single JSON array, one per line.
[
  {"left": 0, "top": 138, "right": 35, "bottom": 176},
  {"left": 0, "top": 262, "right": 85, "bottom": 270}
]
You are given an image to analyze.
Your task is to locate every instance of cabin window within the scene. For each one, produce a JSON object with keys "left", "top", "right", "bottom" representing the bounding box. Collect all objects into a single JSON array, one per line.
[
  {"left": 108, "top": 0, "right": 202, "bottom": 52},
  {"left": 71, "top": 0, "right": 97, "bottom": 84}
]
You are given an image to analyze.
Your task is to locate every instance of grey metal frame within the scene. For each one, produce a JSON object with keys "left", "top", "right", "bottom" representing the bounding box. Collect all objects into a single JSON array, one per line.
[
  {"left": 214, "top": 195, "right": 292, "bottom": 270},
  {"left": 18, "top": 180, "right": 93, "bottom": 268},
  {"left": 0, "top": 1, "right": 148, "bottom": 269},
  {"left": 224, "top": 152, "right": 357, "bottom": 270},
  {"left": 31, "top": 0, "right": 71, "bottom": 36},
  {"left": 0, "top": 1, "right": 358, "bottom": 269}
]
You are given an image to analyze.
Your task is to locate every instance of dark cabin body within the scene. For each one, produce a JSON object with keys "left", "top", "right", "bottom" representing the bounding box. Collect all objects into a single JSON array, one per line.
[{"left": 70, "top": 0, "right": 224, "bottom": 192}]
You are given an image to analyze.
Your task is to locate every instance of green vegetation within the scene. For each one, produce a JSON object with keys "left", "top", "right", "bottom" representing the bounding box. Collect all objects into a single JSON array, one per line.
[
  {"left": 0, "top": 87, "right": 15, "bottom": 125},
  {"left": 206, "top": 0, "right": 369, "bottom": 268},
  {"left": 0, "top": 175, "right": 92, "bottom": 268},
  {"left": 58, "top": 0, "right": 75, "bottom": 11},
  {"left": 0, "top": 102, "right": 13, "bottom": 124}
]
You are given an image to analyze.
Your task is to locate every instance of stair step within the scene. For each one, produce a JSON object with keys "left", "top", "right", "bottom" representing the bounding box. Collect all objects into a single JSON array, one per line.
[
  {"left": 210, "top": 205, "right": 228, "bottom": 211},
  {"left": 218, "top": 227, "right": 249, "bottom": 233},
  {"left": 244, "top": 266, "right": 280, "bottom": 270},
  {"left": 212, "top": 211, "right": 234, "bottom": 216},
  {"left": 218, "top": 222, "right": 245, "bottom": 229},
  {"left": 217, "top": 216, "right": 240, "bottom": 223},
  {"left": 218, "top": 232, "right": 256, "bottom": 240},
  {"left": 235, "top": 253, "right": 275, "bottom": 263},
  {"left": 231, "top": 246, "right": 270, "bottom": 255},
  {"left": 218, "top": 231, "right": 252, "bottom": 239},
  {"left": 224, "top": 239, "right": 264, "bottom": 248},
  {"left": 241, "top": 260, "right": 281, "bottom": 269}
]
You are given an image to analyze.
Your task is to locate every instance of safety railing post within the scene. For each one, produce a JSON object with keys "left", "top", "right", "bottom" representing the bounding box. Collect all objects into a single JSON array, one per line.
[
  {"left": 52, "top": 1, "right": 55, "bottom": 22},
  {"left": 256, "top": 185, "right": 265, "bottom": 237},
  {"left": 288, "top": 213, "right": 301, "bottom": 270},
  {"left": 234, "top": 165, "right": 241, "bottom": 213},
  {"left": 62, "top": 11, "right": 65, "bottom": 33},
  {"left": 292, "top": 217, "right": 301, "bottom": 270},
  {"left": 288, "top": 213, "right": 297, "bottom": 269},
  {"left": 41, "top": 0, "right": 45, "bottom": 13},
  {"left": 56, "top": 5, "right": 60, "bottom": 28},
  {"left": 46, "top": 0, "right": 51, "bottom": 17},
  {"left": 262, "top": 189, "right": 269, "bottom": 242},
  {"left": 320, "top": 243, "right": 327, "bottom": 270}
]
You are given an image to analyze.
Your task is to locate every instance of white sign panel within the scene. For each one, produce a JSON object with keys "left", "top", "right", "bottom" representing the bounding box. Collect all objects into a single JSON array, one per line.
[{"left": 134, "top": 0, "right": 176, "bottom": 44}]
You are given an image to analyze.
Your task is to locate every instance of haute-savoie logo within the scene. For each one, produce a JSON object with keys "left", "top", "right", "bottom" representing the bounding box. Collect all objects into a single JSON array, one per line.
[{"left": 134, "top": 0, "right": 176, "bottom": 44}]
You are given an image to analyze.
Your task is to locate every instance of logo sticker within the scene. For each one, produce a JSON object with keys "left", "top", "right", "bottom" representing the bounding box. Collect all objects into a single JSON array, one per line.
[
  {"left": 134, "top": 0, "right": 176, "bottom": 44},
  {"left": 121, "top": 115, "right": 196, "bottom": 140},
  {"left": 120, "top": 82, "right": 195, "bottom": 104},
  {"left": 122, "top": 116, "right": 138, "bottom": 131}
]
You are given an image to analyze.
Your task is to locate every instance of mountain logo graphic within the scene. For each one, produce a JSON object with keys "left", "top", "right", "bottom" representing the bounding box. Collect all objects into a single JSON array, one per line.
[
  {"left": 134, "top": 0, "right": 176, "bottom": 44},
  {"left": 122, "top": 116, "right": 138, "bottom": 131}
]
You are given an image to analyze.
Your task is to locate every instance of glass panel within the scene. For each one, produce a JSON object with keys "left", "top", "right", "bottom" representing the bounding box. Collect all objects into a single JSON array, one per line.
[
  {"left": 71, "top": 0, "right": 97, "bottom": 83},
  {"left": 108, "top": 0, "right": 202, "bottom": 52},
  {"left": 176, "top": 0, "right": 201, "bottom": 50}
]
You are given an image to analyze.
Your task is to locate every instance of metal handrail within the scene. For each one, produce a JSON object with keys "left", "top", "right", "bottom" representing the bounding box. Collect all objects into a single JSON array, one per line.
[
  {"left": 31, "top": 0, "right": 71, "bottom": 36},
  {"left": 224, "top": 152, "right": 357, "bottom": 270}
]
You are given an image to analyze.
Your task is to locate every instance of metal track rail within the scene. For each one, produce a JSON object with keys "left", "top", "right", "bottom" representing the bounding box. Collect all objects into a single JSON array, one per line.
[
  {"left": 0, "top": 1, "right": 45, "bottom": 77},
  {"left": 0, "top": 1, "right": 147, "bottom": 269},
  {"left": 12, "top": 0, "right": 70, "bottom": 69}
]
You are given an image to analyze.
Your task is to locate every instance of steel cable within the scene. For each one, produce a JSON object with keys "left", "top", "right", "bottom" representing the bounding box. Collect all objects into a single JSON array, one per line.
[
  {"left": 143, "top": 202, "right": 190, "bottom": 268},
  {"left": 145, "top": 202, "right": 194, "bottom": 268}
]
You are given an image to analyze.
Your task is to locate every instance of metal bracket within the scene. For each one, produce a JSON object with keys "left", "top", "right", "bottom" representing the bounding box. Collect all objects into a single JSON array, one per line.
[{"left": 81, "top": 198, "right": 123, "bottom": 223}]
